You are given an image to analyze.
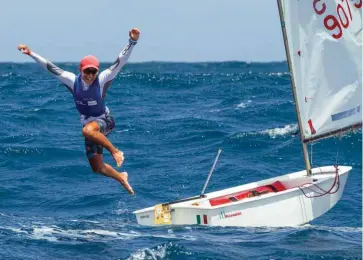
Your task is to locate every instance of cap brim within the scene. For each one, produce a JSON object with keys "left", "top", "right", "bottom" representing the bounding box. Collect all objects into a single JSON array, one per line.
[{"left": 81, "top": 64, "right": 99, "bottom": 71}]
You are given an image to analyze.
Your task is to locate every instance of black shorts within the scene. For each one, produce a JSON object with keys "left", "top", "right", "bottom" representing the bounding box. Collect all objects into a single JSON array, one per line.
[{"left": 85, "top": 115, "right": 115, "bottom": 159}]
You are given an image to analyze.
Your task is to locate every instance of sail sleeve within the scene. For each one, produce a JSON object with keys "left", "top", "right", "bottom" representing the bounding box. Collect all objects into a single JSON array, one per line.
[{"left": 282, "top": 0, "right": 362, "bottom": 142}]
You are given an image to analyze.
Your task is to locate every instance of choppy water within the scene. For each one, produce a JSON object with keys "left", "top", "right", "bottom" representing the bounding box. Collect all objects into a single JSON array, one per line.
[{"left": 0, "top": 62, "right": 361, "bottom": 259}]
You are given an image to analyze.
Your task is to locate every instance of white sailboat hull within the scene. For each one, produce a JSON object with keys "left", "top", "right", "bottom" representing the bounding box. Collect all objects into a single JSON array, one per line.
[{"left": 133, "top": 166, "right": 351, "bottom": 227}]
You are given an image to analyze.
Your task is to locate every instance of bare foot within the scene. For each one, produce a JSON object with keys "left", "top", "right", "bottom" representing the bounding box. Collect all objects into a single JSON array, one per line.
[
  {"left": 119, "top": 172, "right": 134, "bottom": 195},
  {"left": 112, "top": 150, "right": 124, "bottom": 167}
]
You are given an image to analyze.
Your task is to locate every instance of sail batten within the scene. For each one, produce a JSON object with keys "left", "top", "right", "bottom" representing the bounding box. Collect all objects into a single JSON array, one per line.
[{"left": 282, "top": 0, "right": 362, "bottom": 140}]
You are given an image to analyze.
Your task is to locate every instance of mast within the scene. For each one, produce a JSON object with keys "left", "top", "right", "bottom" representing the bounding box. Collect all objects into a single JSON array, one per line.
[{"left": 276, "top": 0, "right": 312, "bottom": 176}]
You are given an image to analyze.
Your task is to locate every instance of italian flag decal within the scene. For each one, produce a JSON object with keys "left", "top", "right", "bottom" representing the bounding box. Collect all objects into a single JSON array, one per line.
[{"left": 196, "top": 214, "right": 208, "bottom": 224}]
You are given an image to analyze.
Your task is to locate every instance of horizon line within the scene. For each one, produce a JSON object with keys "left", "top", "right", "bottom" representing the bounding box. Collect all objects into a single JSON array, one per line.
[{"left": 0, "top": 59, "right": 288, "bottom": 64}]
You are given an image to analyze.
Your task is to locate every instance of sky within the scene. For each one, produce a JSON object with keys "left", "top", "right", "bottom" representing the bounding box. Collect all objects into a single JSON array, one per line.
[{"left": 1, "top": 0, "right": 286, "bottom": 63}]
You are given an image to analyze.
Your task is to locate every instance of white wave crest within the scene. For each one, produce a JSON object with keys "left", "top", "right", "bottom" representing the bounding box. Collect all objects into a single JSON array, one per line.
[
  {"left": 302, "top": 224, "right": 363, "bottom": 233},
  {"left": 1, "top": 224, "right": 197, "bottom": 244},
  {"left": 127, "top": 244, "right": 168, "bottom": 260},
  {"left": 2, "top": 225, "right": 139, "bottom": 242},
  {"left": 261, "top": 124, "right": 298, "bottom": 139},
  {"left": 266, "top": 72, "right": 290, "bottom": 77},
  {"left": 236, "top": 102, "right": 247, "bottom": 109}
]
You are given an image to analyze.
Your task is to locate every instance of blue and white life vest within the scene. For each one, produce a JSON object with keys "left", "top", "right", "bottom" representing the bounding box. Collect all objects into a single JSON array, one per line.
[{"left": 73, "top": 75, "right": 106, "bottom": 117}]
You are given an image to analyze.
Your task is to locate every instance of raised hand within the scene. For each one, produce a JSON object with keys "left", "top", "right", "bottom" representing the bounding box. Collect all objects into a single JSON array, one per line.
[
  {"left": 129, "top": 28, "right": 140, "bottom": 41},
  {"left": 17, "top": 44, "right": 31, "bottom": 55}
]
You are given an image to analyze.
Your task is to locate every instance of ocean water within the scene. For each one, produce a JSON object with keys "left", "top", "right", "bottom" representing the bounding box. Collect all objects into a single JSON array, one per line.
[{"left": 0, "top": 62, "right": 361, "bottom": 260}]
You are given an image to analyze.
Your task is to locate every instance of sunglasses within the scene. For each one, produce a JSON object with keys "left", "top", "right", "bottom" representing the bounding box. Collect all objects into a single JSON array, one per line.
[{"left": 83, "top": 68, "right": 98, "bottom": 75}]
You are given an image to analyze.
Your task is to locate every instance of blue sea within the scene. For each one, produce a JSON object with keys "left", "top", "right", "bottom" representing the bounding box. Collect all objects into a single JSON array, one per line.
[{"left": 0, "top": 62, "right": 361, "bottom": 260}]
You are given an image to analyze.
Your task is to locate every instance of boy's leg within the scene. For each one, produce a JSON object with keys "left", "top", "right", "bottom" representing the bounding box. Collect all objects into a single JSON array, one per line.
[
  {"left": 82, "top": 116, "right": 123, "bottom": 167},
  {"left": 87, "top": 153, "right": 134, "bottom": 195}
]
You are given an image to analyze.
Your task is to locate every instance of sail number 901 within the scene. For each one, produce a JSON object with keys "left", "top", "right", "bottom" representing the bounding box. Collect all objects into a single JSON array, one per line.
[{"left": 313, "top": 0, "right": 362, "bottom": 39}]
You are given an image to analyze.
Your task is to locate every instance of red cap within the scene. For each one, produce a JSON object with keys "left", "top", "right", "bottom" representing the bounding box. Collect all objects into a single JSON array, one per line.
[{"left": 80, "top": 55, "right": 99, "bottom": 71}]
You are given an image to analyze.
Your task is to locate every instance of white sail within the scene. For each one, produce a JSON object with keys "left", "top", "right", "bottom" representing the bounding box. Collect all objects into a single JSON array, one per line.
[{"left": 283, "top": 0, "right": 362, "bottom": 141}]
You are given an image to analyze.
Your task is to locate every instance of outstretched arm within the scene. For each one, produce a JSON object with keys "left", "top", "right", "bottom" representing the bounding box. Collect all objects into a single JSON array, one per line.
[
  {"left": 98, "top": 28, "right": 140, "bottom": 98},
  {"left": 17, "top": 44, "right": 76, "bottom": 92}
]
